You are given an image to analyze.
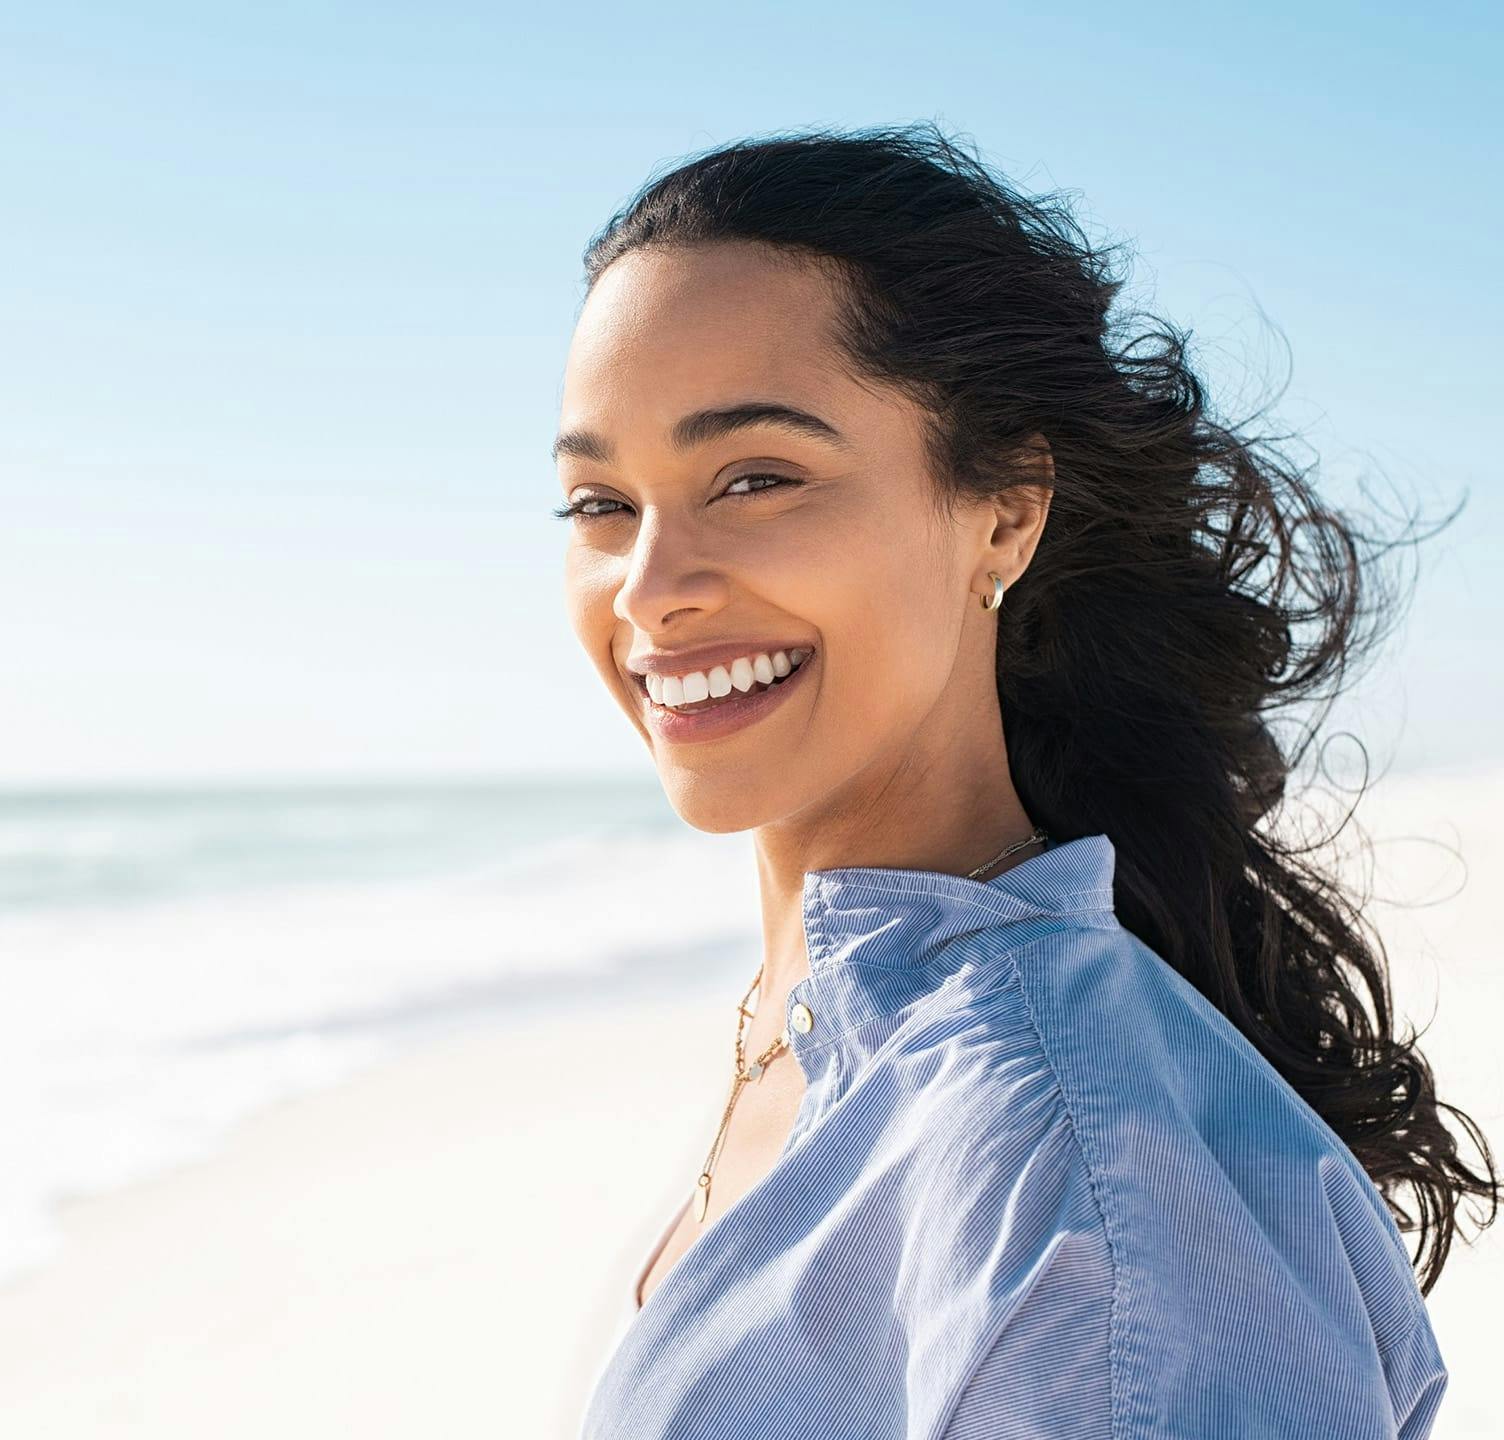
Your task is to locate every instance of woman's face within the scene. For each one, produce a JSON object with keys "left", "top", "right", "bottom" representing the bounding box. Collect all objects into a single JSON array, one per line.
[{"left": 555, "top": 240, "right": 1017, "bottom": 835}]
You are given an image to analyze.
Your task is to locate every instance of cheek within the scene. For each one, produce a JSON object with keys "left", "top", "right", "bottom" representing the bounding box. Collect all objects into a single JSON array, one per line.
[
  {"left": 562, "top": 547, "right": 625, "bottom": 693},
  {"left": 562, "top": 546, "right": 612, "bottom": 640},
  {"left": 789, "top": 509, "right": 960, "bottom": 714}
]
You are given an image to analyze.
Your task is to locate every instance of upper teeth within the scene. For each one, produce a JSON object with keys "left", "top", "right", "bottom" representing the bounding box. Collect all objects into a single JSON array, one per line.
[{"left": 646, "top": 648, "right": 811, "bottom": 708}]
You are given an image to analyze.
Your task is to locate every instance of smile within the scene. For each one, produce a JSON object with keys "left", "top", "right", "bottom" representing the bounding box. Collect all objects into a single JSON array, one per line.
[{"left": 636, "top": 648, "right": 817, "bottom": 744}]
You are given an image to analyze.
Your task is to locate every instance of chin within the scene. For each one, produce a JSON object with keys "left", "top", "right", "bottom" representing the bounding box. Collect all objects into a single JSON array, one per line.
[{"left": 655, "top": 767, "right": 787, "bottom": 835}]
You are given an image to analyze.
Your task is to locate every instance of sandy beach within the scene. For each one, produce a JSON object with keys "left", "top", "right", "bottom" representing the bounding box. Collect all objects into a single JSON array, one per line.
[
  {"left": 0, "top": 988, "right": 735, "bottom": 1437},
  {"left": 1, "top": 769, "right": 1499, "bottom": 1437}
]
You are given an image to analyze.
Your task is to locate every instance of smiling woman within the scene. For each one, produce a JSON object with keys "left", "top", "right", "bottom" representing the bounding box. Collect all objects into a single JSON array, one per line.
[{"left": 551, "top": 124, "right": 1492, "bottom": 1440}]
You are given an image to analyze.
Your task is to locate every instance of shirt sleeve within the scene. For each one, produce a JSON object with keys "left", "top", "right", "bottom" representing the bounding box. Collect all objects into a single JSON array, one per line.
[
  {"left": 1390, "top": 1312, "right": 1450, "bottom": 1440},
  {"left": 939, "top": 1302, "right": 1449, "bottom": 1440},
  {"left": 937, "top": 1221, "right": 1115, "bottom": 1440},
  {"left": 940, "top": 1312, "right": 1113, "bottom": 1439}
]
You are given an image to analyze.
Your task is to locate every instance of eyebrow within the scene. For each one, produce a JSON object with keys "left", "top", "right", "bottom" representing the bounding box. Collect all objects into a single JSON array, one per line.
[{"left": 550, "top": 401, "right": 851, "bottom": 464}]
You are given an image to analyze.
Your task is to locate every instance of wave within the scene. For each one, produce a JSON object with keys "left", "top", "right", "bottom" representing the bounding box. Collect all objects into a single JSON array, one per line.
[{"left": 0, "top": 780, "right": 763, "bottom": 1288}]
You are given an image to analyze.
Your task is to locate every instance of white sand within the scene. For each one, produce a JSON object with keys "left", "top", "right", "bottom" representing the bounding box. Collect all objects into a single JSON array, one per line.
[
  {"left": 0, "top": 992, "right": 732, "bottom": 1437},
  {"left": 0, "top": 769, "right": 1498, "bottom": 1437}
]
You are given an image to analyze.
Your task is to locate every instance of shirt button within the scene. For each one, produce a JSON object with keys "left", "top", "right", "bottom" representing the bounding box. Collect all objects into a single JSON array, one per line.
[{"left": 790, "top": 1002, "right": 815, "bottom": 1034}]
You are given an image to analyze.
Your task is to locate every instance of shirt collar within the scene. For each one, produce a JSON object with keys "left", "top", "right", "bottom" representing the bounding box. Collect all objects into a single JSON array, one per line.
[{"left": 784, "top": 833, "right": 1118, "bottom": 1076}]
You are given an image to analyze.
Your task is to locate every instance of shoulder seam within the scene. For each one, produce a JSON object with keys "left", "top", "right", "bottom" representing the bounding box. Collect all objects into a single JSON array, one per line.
[{"left": 1004, "top": 930, "right": 1134, "bottom": 1440}]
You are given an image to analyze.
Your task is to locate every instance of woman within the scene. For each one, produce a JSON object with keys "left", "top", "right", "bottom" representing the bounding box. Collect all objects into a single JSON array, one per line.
[{"left": 553, "top": 126, "right": 1495, "bottom": 1438}]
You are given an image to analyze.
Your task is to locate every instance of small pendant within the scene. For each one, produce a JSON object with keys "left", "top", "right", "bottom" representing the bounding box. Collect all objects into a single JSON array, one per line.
[
  {"left": 694, "top": 1173, "right": 711, "bottom": 1222},
  {"left": 745, "top": 1061, "right": 763, "bottom": 1080}
]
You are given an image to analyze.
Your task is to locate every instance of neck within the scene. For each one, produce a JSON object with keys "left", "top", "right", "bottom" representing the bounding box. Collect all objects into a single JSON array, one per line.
[{"left": 750, "top": 705, "right": 1035, "bottom": 1034}]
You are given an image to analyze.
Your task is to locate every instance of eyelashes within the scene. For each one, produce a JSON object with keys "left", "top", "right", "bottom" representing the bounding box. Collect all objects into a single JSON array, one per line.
[
  {"left": 551, "top": 473, "right": 801, "bottom": 522},
  {"left": 550, "top": 495, "right": 626, "bottom": 521}
]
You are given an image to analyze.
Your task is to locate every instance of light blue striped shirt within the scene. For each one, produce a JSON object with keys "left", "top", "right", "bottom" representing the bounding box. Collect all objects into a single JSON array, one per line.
[{"left": 581, "top": 834, "right": 1448, "bottom": 1438}]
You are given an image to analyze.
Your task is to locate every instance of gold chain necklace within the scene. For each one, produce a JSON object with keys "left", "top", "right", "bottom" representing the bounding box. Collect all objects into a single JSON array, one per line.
[
  {"left": 693, "top": 962, "right": 788, "bottom": 1222},
  {"left": 691, "top": 825, "right": 1050, "bottom": 1225},
  {"left": 966, "top": 825, "right": 1049, "bottom": 879}
]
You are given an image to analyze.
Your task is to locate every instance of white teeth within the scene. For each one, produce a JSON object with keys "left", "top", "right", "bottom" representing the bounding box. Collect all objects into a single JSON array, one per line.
[{"left": 643, "top": 646, "right": 814, "bottom": 710}]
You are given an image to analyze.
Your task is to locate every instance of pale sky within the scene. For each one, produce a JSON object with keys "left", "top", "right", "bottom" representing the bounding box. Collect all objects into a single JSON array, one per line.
[{"left": 3, "top": 1, "right": 1497, "bottom": 786}]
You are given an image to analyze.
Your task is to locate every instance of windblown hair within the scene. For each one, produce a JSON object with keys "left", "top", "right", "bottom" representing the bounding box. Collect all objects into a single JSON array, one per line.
[{"left": 580, "top": 123, "right": 1496, "bottom": 1294}]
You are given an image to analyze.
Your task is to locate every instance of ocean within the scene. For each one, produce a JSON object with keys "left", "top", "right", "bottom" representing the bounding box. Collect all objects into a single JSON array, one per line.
[{"left": 0, "top": 777, "right": 767, "bottom": 1287}]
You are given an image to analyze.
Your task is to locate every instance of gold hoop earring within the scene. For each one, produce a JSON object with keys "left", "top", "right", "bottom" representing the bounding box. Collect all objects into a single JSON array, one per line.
[{"left": 979, "top": 571, "right": 1005, "bottom": 612}]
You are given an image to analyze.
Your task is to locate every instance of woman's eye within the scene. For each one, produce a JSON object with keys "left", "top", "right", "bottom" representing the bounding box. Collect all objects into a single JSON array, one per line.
[
  {"left": 551, "top": 496, "right": 626, "bottom": 520},
  {"left": 551, "top": 474, "right": 799, "bottom": 523},
  {"left": 724, "top": 473, "right": 798, "bottom": 497}
]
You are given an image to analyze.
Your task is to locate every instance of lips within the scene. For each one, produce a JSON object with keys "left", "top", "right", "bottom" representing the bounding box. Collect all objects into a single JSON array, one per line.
[{"left": 638, "top": 646, "right": 817, "bottom": 745}]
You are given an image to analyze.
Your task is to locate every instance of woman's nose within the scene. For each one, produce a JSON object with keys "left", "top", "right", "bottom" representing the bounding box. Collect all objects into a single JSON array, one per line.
[{"left": 612, "top": 514, "right": 732, "bottom": 632}]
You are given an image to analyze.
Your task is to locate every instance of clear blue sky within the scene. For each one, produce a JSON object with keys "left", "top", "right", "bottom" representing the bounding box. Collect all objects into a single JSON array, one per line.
[{"left": 2, "top": 1, "right": 1497, "bottom": 785}]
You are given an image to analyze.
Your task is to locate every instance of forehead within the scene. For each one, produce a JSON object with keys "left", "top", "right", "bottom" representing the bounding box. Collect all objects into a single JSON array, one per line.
[{"left": 560, "top": 242, "right": 849, "bottom": 424}]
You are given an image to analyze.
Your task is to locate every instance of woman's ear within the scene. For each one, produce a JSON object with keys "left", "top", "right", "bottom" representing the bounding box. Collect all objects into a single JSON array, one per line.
[{"left": 983, "top": 433, "right": 1054, "bottom": 585}]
